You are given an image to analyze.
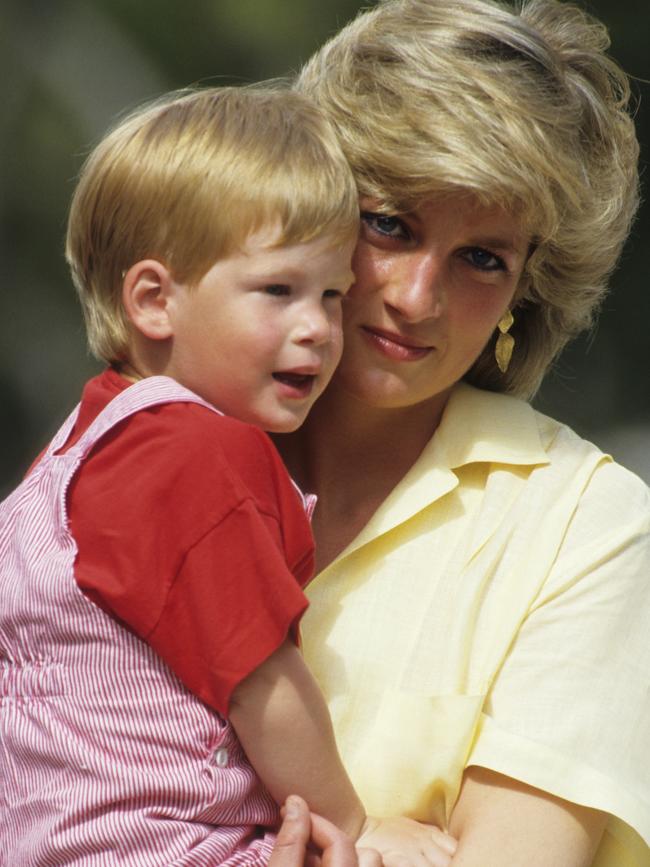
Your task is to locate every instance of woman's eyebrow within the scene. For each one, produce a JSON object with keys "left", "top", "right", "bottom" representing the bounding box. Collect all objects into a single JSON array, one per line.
[{"left": 469, "top": 235, "right": 527, "bottom": 255}]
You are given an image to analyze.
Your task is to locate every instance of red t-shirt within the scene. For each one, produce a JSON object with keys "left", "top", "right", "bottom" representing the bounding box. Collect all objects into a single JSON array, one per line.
[{"left": 58, "top": 369, "right": 313, "bottom": 716}]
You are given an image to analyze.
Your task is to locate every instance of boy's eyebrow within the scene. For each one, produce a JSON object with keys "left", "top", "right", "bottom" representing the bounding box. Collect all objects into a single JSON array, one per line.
[
  {"left": 249, "top": 264, "right": 356, "bottom": 284},
  {"left": 246, "top": 263, "right": 303, "bottom": 279}
]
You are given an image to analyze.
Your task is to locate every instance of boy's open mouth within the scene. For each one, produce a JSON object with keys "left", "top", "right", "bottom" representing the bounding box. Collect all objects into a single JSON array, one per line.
[{"left": 272, "top": 372, "right": 315, "bottom": 388}]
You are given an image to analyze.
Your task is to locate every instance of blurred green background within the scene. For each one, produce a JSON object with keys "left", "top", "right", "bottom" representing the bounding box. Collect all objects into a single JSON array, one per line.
[{"left": 1, "top": 0, "right": 648, "bottom": 494}]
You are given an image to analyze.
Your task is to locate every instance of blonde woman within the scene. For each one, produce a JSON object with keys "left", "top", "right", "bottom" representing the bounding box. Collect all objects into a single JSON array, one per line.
[{"left": 275, "top": 1, "right": 650, "bottom": 865}]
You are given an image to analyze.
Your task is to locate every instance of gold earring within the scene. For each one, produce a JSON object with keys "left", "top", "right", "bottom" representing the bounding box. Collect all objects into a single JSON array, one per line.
[{"left": 495, "top": 310, "right": 515, "bottom": 373}]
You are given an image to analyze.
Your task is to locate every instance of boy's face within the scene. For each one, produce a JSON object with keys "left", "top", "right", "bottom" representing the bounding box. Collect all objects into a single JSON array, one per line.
[{"left": 165, "top": 224, "right": 356, "bottom": 432}]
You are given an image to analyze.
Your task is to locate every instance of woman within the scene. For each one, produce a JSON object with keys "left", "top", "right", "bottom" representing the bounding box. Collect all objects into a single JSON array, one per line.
[{"left": 275, "top": 0, "right": 650, "bottom": 865}]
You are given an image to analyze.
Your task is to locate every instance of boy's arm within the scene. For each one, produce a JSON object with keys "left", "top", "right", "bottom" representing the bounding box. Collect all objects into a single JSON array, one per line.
[
  {"left": 228, "top": 638, "right": 366, "bottom": 840},
  {"left": 230, "top": 640, "right": 458, "bottom": 866}
]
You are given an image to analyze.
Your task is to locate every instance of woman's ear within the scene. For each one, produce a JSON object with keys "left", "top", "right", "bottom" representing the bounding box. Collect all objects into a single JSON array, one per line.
[{"left": 122, "top": 259, "right": 176, "bottom": 341}]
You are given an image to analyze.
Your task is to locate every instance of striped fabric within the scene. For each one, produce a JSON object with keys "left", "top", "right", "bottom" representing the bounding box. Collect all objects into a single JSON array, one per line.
[{"left": 0, "top": 376, "right": 278, "bottom": 865}]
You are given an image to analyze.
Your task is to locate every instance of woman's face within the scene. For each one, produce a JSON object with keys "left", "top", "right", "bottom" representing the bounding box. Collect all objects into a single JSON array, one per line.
[{"left": 332, "top": 194, "right": 530, "bottom": 412}]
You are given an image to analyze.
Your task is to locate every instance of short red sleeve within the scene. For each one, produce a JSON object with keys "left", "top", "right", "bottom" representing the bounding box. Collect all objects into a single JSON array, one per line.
[
  {"left": 147, "top": 498, "right": 309, "bottom": 715},
  {"left": 66, "top": 371, "right": 314, "bottom": 716}
]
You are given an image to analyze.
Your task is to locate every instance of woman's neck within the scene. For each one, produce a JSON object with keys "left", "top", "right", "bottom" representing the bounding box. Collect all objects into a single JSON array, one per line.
[{"left": 275, "top": 385, "right": 450, "bottom": 571}]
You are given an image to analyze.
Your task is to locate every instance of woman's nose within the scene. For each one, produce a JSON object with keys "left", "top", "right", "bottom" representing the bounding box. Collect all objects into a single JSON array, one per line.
[{"left": 384, "top": 252, "right": 445, "bottom": 323}]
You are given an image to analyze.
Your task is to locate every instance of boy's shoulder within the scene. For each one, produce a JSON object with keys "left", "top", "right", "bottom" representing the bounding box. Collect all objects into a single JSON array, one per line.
[
  {"left": 145, "top": 397, "right": 270, "bottom": 451},
  {"left": 84, "top": 368, "right": 277, "bottom": 465},
  {"left": 141, "top": 398, "right": 283, "bottom": 481},
  {"left": 76, "top": 371, "right": 301, "bottom": 520}
]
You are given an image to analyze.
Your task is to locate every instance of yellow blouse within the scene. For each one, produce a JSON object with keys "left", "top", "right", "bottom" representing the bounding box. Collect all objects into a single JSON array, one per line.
[{"left": 302, "top": 383, "right": 650, "bottom": 867}]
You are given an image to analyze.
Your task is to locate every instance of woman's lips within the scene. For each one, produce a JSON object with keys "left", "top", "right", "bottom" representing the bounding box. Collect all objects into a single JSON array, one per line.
[{"left": 361, "top": 326, "right": 433, "bottom": 361}]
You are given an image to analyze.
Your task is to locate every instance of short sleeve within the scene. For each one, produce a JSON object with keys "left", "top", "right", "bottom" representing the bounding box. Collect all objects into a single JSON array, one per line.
[
  {"left": 68, "top": 399, "right": 314, "bottom": 717},
  {"left": 469, "top": 460, "right": 650, "bottom": 856},
  {"left": 145, "top": 497, "right": 309, "bottom": 716}
]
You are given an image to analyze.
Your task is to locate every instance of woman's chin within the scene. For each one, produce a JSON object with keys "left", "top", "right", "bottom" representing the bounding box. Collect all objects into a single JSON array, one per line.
[{"left": 330, "top": 367, "right": 429, "bottom": 411}]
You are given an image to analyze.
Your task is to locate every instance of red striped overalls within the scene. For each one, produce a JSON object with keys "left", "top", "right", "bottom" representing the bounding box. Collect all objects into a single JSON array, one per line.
[{"left": 0, "top": 376, "right": 278, "bottom": 866}]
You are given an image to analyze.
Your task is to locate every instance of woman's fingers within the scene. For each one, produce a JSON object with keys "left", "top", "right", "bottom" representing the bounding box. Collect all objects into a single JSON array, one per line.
[
  {"left": 268, "top": 798, "right": 453, "bottom": 867},
  {"left": 356, "top": 847, "right": 383, "bottom": 867},
  {"left": 269, "top": 796, "right": 364, "bottom": 867},
  {"left": 380, "top": 849, "right": 452, "bottom": 867},
  {"left": 430, "top": 827, "right": 457, "bottom": 857},
  {"left": 420, "top": 842, "right": 454, "bottom": 867},
  {"left": 356, "top": 815, "right": 456, "bottom": 867},
  {"left": 272, "top": 797, "right": 440, "bottom": 867},
  {"left": 310, "top": 811, "right": 360, "bottom": 867},
  {"left": 268, "top": 796, "right": 312, "bottom": 867}
]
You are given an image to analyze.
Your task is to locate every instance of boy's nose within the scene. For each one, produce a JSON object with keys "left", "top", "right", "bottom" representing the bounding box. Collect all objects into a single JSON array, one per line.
[{"left": 295, "top": 304, "right": 333, "bottom": 346}]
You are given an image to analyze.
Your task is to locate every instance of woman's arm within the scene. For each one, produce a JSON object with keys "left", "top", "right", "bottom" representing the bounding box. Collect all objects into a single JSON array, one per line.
[{"left": 447, "top": 767, "right": 607, "bottom": 867}]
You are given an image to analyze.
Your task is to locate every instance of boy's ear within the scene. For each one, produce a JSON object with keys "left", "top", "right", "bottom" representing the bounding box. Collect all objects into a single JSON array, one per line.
[{"left": 122, "top": 260, "right": 176, "bottom": 341}]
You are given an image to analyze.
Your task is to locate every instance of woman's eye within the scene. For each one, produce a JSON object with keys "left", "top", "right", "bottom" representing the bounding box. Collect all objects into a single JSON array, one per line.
[
  {"left": 462, "top": 247, "right": 505, "bottom": 272},
  {"left": 264, "top": 284, "right": 290, "bottom": 296},
  {"left": 361, "top": 212, "right": 409, "bottom": 240}
]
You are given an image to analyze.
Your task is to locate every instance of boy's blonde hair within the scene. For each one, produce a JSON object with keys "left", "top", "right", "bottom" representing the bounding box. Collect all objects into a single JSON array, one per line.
[
  {"left": 66, "top": 85, "right": 359, "bottom": 364},
  {"left": 296, "top": 0, "right": 640, "bottom": 398}
]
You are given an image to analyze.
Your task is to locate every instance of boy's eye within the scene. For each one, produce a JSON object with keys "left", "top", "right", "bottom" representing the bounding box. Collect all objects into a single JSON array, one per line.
[
  {"left": 264, "top": 284, "right": 290, "bottom": 296},
  {"left": 361, "top": 212, "right": 410, "bottom": 240},
  {"left": 461, "top": 247, "right": 505, "bottom": 272},
  {"left": 323, "top": 288, "right": 345, "bottom": 300}
]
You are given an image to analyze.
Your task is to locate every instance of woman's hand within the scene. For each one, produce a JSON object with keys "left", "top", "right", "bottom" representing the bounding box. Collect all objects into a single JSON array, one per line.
[
  {"left": 270, "top": 795, "right": 382, "bottom": 867},
  {"left": 357, "top": 816, "right": 457, "bottom": 867}
]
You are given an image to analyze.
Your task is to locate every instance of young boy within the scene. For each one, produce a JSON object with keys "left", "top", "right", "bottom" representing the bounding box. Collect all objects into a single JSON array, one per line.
[{"left": 0, "top": 85, "right": 366, "bottom": 866}]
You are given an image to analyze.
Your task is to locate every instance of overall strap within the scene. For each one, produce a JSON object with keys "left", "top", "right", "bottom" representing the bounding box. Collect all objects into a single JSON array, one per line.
[
  {"left": 292, "top": 481, "right": 317, "bottom": 519},
  {"left": 45, "top": 404, "right": 83, "bottom": 457},
  {"left": 67, "top": 376, "right": 220, "bottom": 462}
]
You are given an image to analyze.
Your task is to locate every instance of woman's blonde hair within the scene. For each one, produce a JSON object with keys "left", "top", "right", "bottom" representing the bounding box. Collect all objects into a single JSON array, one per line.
[
  {"left": 66, "top": 85, "right": 359, "bottom": 364},
  {"left": 296, "top": 0, "right": 640, "bottom": 398}
]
